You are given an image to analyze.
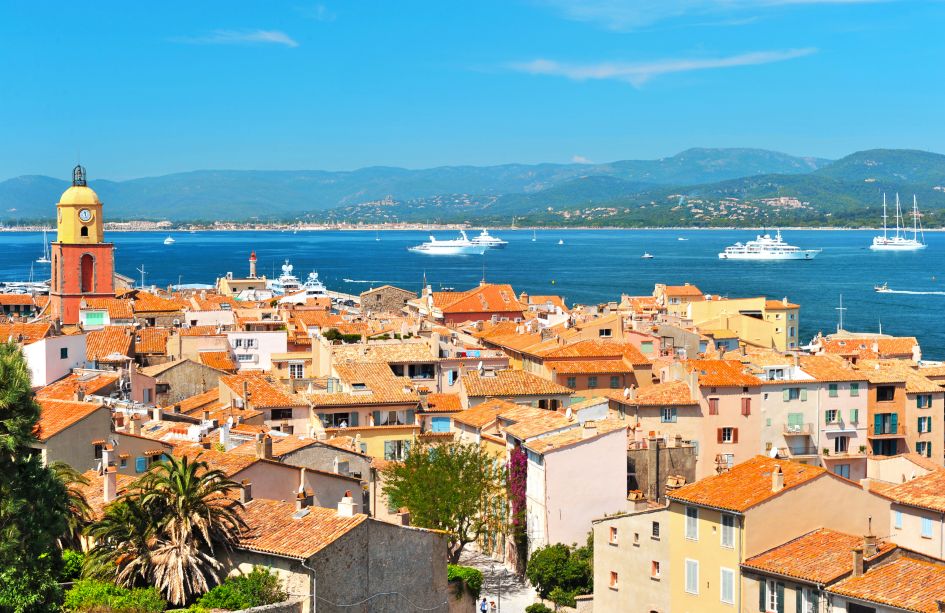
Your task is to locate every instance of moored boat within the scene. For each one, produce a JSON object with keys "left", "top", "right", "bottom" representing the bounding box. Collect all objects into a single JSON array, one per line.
[{"left": 718, "top": 230, "right": 820, "bottom": 260}]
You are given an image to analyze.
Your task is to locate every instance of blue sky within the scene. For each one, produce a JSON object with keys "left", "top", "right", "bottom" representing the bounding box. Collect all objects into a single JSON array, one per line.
[{"left": 1, "top": 0, "right": 942, "bottom": 180}]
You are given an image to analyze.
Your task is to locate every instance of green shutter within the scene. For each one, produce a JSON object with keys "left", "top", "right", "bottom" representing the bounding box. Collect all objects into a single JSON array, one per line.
[
  {"left": 917, "top": 395, "right": 922, "bottom": 408},
  {"left": 874, "top": 413, "right": 883, "bottom": 435},
  {"left": 825, "top": 411, "right": 830, "bottom": 426},
  {"left": 796, "top": 587, "right": 802, "bottom": 612},
  {"left": 759, "top": 580, "right": 766, "bottom": 612},
  {"left": 349, "top": 412, "right": 359, "bottom": 427},
  {"left": 776, "top": 582, "right": 785, "bottom": 613},
  {"left": 891, "top": 413, "right": 899, "bottom": 434},
  {"left": 405, "top": 409, "right": 416, "bottom": 424},
  {"left": 850, "top": 383, "right": 859, "bottom": 396},
  {"left": 373, "top": 410, "right": 381, "bottom": 426},
  {"left": 850, "top": 408, "right": 858, "bottom": 423},
  {"left": 782, "top": 389, "right": 790, "bottom": 402},
  {"left": 800, "top": 389, "right": 808, "bottom": 402},
  {"left": 927, "top": 443, "right": 932, "bottom": 458},
  {"left": 810, "top": 590, "right": 819, "bottom": 610},
  {"left": 829, "top": 384, "right": 838, "bottom": 397},
  {"left": 919, "top": 417, "right": 923, "bottom": 433}
]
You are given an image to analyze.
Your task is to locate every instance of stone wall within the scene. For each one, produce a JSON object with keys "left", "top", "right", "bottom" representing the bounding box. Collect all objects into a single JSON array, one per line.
[
  {"left": 360, "top": 286, "right": 417, "bottom": 316},
  {"left": 446, "top": 580, "right": 476, "bottom": 613},
  {"left": 233, "top": 598, "right": 304, "bottom": 613},
  {"left": 627, "top": 437, "right": 698, "bottom": 503}
]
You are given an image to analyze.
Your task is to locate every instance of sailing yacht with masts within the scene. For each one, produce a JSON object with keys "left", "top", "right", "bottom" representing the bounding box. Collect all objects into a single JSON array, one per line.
[
  {"left": 870, "top": 193, "right": 926, "bottom": 251},
  {"left": 36, "top": 228, "right": 51, "bottom": 263}
]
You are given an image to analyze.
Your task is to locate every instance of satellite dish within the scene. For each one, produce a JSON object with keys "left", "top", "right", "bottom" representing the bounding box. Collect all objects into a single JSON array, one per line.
[
  {"left": 623, "top": 387, "right": 631, "bottom": 399},
  {"left": 565, "top": 407, "right": 573, "bottom": 420}
]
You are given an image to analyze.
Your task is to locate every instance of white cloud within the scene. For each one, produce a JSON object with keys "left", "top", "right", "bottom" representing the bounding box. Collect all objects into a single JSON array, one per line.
[
  {"left": 539, "top": 0, "right": 891, "bottom": 30},
  {"left": 299, "top": 3, "right": 336, "bottom": 21},
  {"left": 571, "top": 155, "right": 593, "bottom": 164},
  {"left": 176, "top": 29, "right": 299, "bottom": 48},
  {"left": 510, "top": 48, "right": 817, "bottom": 86}
]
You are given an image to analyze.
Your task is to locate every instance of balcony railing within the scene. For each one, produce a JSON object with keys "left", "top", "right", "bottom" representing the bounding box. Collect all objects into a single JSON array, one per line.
[
  {"left": 786, "top": 445, "right": 819, "bottom": 457},
  {"left": 783, "top": 422, "right": 813, "bottom": 436}
]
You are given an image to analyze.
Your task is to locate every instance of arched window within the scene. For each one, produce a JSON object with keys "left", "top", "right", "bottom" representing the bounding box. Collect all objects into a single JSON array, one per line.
[
  {"left": 80, "top": 226, "right": 89, "bottom": 238},
  {"left": 80, "top": 254, "right": 94, "bottom": 293}
]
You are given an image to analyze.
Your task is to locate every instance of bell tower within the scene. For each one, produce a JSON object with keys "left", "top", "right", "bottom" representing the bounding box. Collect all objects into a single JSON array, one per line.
[{"left": 50, "top": 165, "right": 115, "bottom": 324}]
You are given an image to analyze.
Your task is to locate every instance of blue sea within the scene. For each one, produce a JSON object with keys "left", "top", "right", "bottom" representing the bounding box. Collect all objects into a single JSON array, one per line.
[{"left": 3, "top": 229, "right": 943, "bottom": 359}]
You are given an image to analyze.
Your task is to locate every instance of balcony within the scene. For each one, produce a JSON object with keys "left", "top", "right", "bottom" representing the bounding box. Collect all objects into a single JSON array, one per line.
[
  {"left": 822, "top": 449, "right": 868, "bottom": 461},
  {"left": 784, "top": 445, "right": 819, "bottom": 458},
  {"left": 783, "top": 422, "right": 813, "bottom": 436},
  {"left": 868, "top": 424, "right": 906, "bottom": 438}
]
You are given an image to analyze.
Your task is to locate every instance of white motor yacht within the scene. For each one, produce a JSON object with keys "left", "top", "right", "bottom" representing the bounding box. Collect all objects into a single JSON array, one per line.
[
  {"left": 470, "top": 229, "right": 508, "bottom": 248},
  {"left": 718, "top": 230, "right": 820, "bottom": 260},
  {"left": 408, "top": 231, "right": 485, "bottom": 255}
]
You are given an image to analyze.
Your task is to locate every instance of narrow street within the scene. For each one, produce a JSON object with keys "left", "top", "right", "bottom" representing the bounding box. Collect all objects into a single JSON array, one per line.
[{"left": 459, "top": 550, "right": 538, "bottom": 613}]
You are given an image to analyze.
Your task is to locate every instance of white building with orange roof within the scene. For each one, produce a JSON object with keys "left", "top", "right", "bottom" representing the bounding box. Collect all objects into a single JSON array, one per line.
[
  {"left": 460, "top": 368, "right": 573, "bottom": 410},
  {"left": 219, "top": 371, "right": 309, "bottom": 436},
  {"left": 31, "top": 397, "right": 112, "bottom": 471},
  {"left": 2, "top": 321, "right": 87, "bottom": 387},
  {"left": 883, "top": 468, "right": 945, "bottom": 559}
]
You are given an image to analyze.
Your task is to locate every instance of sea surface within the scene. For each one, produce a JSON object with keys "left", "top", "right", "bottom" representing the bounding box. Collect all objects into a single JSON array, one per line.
[{"left": 3, "top": 229, "right": 943, "bottom": 359}]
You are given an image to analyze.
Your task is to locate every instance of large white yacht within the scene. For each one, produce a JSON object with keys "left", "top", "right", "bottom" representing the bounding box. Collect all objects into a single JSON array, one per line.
[
  {"left": 870, "top": 194, "right": 926, "bottom": 251},
  {"left": 279, "top": 271, "right": 329, "bottom": 304},
  {"left": 470, "top": 229, "right": 508, "bottom": 249},
  {"left": 718, "top": 230, "right": 820, "bottom": 260},
  {"left": 408, "top": 231, "right": 485, "bottom": 255},
  {"left": 268, "top": 260, "right": 302, "bottom": 295}
]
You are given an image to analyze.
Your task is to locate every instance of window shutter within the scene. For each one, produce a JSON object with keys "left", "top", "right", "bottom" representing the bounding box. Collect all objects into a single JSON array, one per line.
[
  {"left": 800, "top": 389, "right": 808, "bottom": 402},
  {"left": 135, "top": 457, "right": 147, "bottom": 473},
  {"left": 796, "top": 587, "right": 802, "bottom": 612},
  {"left": 349, "top": 412, "right": 359, "bottom": 427},
  {"left": 776, "top": 582, "right": 785, "bottom": 613},
  {"left": 919, "top": 417, "right": 923, "bottom": 433},
  {"left": 825, "top": 411, "right": 830, "bottom": 426},
  {"left": 874, "top": 413, "right": 883, "bottom": 435},
  {"left": 742, "top": 398, "right": 751, "bottom": 416},
  {"left": 405, "top": 409, "right": 416, "bottom": 424},
  {"left": 317, "top": 413, "right": 327, "bottom": 427},
  {"left": 782, "top": 389, "right": 790, "bottom": 402},
  {"left": 891, "top": 413, "right": 899, "bottom": 433},
  {"left": 850, "top": 408, "right": 858, "bottom": 423},
  {"left": 709, "top": 398, "right": 719, "bottom": 415},
  {"left": 759, "top": 580, "right": 766, "bottom": 612},
  {"left": 717, "top": 428, "right": 724, "bottom": 443},
  {"left": 373, "top": 410, "right": 381, "bottom": 426},
  {"left": 810, "top": 590, "right": 819, "bottom": 610},
  {"left": 732, "top": 428, "right": 739, "bottom": 444}
]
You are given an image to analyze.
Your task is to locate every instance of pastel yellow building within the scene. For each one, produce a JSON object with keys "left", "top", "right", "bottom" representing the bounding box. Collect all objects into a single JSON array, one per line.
[{"left": 688, "top": 297, "right": 800, "bottom": 351}]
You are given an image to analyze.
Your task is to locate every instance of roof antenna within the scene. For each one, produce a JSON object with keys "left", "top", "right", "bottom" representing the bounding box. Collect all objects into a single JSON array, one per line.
[
  {"left": 835, "top": 294, "right": 846, "bottom": 333},
  {"left": 137, "top": 264, "right": 147, "bottom": 290}
]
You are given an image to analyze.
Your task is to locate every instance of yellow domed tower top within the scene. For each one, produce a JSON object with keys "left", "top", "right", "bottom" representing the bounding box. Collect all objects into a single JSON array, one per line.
[{"left": 56, "top": 165, "right": 104, "bottom": 243}]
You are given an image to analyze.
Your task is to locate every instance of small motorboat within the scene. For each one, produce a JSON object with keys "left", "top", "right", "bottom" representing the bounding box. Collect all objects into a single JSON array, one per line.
[
  {"left": 642, "top": 252, "right": 654, "bottom": 259},
  {"left": 677, "top": 237, "right": 688, "bottom": 241},
  {"left": 874, "top": 282, "right": 892, "bottom": 293},
  {"left": 557, "top": 239, "right": 564, "bottom": 245},
  {"left": 163, "top": 236, "right": 176, "bottom": 245}
]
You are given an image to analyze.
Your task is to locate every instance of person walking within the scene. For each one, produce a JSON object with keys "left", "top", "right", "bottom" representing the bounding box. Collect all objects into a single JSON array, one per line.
[{"left": 480, "top": 597, "right": 488, "bottom": 613}]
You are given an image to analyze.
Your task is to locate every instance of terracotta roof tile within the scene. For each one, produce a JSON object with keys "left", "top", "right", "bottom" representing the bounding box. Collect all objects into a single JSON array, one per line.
[
  {"left": 134, "top": 328, "right": 168, "bottom": 354},
  {"left": 130, "top": 291, "right": 187, "bottom": 313},
  {"left": 500, "top": 407, "right": 574, "bottom": 440},
  {"left": 883, "top": 469, "right": 945, "bottom": 513},
  {"left": 0, "top": 294, "right": 35, "bottom": 306},
  {"left": 684, "top": 359, "right": 763, "bottom": 388},
  {"left": 220, "top": 372, "right": 302, "bottom": 408},
  {"left": 179, "top": 325, "right": 227, "bottom": 337},
  {"left": 174, "top": 389, "right": 220, "bottom": 414},
  {"left": 668, "top": 456, "right": 827, "bottom": 513},
  {"left": 236, "top": 498, "right": 366, "bottom": 560},
  {"left": 821, "top": 336, "right": 919, "bottom": 359},
  {"left": 422, "top": 393, "right": 463, "bottom": 413},
  {"left": 35, "top": 398, "right": 106, "bottom": 441},
  {"left": 0, "top": 322, "right": 52, "bottom": 345},
  {"left": 856, "top": 360, "right": 942, "bottom": 393},
  {"left": 81, "top": 297, "right": 134, "bottom": 320},
  {"left": 525, "top": 419, "right": 626, "bottom": 454},
  {"left": 77, "top": 469, "right": 137, "bottom": 519},
  {"left": 36, "top": 372, "right": 119, "bottom": 401},
  {"left": 462, "top": 369, "right": 573, "bottom": 398},
  {"left": 663, "top": 284, "right": 704, "bottom": 297},
  {"left": 229, "top": 434, "right": 320, "bottom": 458},
  {"left": 540, "top": 340, "right": 650, "bottom": 366},
  {"left": 86, "top": 326, "right": 134, "bottom": 363},
  {"left": 742, "top": 528, "right": 895, "bottom": 584},
  {"left": 605, "top": 380, "right": 697, "bottom": 406},
  {"left": 199, "top": 351, "right": 238, "bottom": 372},
  {"left": 798, "top": 355, "right": 867, "bottom": 382},
  {"left": 452, "top": 398, "right": 520, "bottom": 428},
  {"left": 438, "top": 284, "right": 526, "bottom": 315},
  {"left": 549, "top": 359, "right": 634, "bottom": 374},
  {"left": 828, "top": 557, "right": 945, "bottom": 613}
]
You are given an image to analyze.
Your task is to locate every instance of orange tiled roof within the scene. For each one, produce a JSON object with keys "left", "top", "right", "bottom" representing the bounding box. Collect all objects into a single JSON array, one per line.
[
  {"left": 34, "top": 398, "right": 106, "bottom": 441},
  {"left": 798, "top": 355, "right": 866, "bottom": 382},
  {"left": 883, "top": 469, "right": 945, "bottom": 513},
  {"left": 462, "top": 369, "right": 573, "bottom": 398},
  {"left": 668, "top": 456, "right": 826, "bottom": 512},
  {"left": 135, "top": 328, "right": 169, "bottom": 354},
  {"left": 856, "top": 360, "right": 942, "bottom": 393},
  {"left": 663, "top": 284, "right": 704, "bottom": 297},
  {"left": 528, "top": 295, "right": 568, "bottom": 311},
  {"left": 0, "top": 294, "right": 35, "bottom": 306},
  {"left": 171, "top": 445, "right": 260, "bottom": 477},
  {"left": 549, "top": 359, "right": 633, "bottom": 374},
  {"left": 174, "top": 389, "right": 222, "bottom": 414},
  {"left": 605, "top": 380, "right": 696, "bottom": 406},
  {"left": 229, "top": 434, "right": 320, "bottom": 458},
  {"left": 199, "top": 351, "right": 238, "bottom": 372},
  {"left": 540, "top": 340, "right": 650, "bottom": 366},
  {"left": 130, "top": 291, "right": 187, "bottom": 313},
  {"left": 81, "top": 297, "right": 134, "bottom": 320},
  {"left": 179, "top": 325, "right": 227, "bottom": 336},
  {"left": 765, "top": 299, "right": 799, "bottom": 310},
  {"left": 525, "top": 419, "right": 626, "bottom": 454},
  {"left": 36, "top": 372, "right": 119, "bottom": 401},
  {"left": 0, "top": 322, "right": 52, "bottom": 345},
  {"left": 742, "top": 528, "right": 895, "bottom": 584},
  {"left": 190, "top": 293, "right": 240, "bottom": 311},
  {"left": 828, "top": 557, "right": 945, "bottom": 613},
  {"left": 220, "top": 372, "right": 301, "bottom": 408},
  {"left": 236, "top": 498, "right": 366, "bottom": 560},
  {"left": 452, "top": 398, "right": 520, "bottom": 428},
  {"left": 438, "top": 284, "right": 526, "bottom": 314},
  {"left": 684, "top": 359, "right": 762, "bottom": 388},
  {"left": 86, "top": 326, "right": 134, "bottom": 363},
  {"left": 822, "top": 336, "right": 919, "bottom": 359},
  {"left": 423, "top": 393, "right": 463, "bottom": 413},
  {"left": 500, "top": 406, "right": 574, "bottom": 440}
]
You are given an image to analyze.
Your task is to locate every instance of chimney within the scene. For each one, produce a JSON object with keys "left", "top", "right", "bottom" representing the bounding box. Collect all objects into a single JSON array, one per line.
[
  {"left": 240, "top": 480, "right": 253, "bottom": 504},
  {"left": 295, "top": 490, "right": 310, "bottom": 511},
  {"left": 172, "top": 403, "right": 181, "bottom": 414},
  {"left": 151, "top": 406, "right": 162, "bottom": 422},
  {"left": 74, "top": 386, "right": 86, "bottom": 402},
  {"left": 242, "top": 380, "right": 252, "bottom": 410},
  {"left": 771, "top": 465, "right": 784, "bottom": 493},
  {"left": 852, "top": 546, "right": 864, "bottom": 577},
  {"left": 338, "top": 490, "right": 357, "bottom": 517},
  {"left": 130, "top": 415, "right": 142, "bottom": 436},
  {"left": 255, "top": 433, "right": 273, "bottom": 460},
  {"left": 864, "top": 516, "right": 878, "bottom": 557},
  {"left": 103, "top": 465, "right": 117, "bottom": 503}
]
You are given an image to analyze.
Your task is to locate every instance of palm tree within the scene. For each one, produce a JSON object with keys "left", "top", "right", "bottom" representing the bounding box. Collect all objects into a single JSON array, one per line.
[
  {"left": 84, "top": 454, "right": 245, "bottom": 605},
  {"left": 50, "top": 461, "right": 91, "bottom": 549}
]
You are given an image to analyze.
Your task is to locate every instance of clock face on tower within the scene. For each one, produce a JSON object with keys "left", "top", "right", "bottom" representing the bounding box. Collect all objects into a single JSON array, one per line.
[{"left": 78, "top": 208, "right": 93, "bottom": 222}]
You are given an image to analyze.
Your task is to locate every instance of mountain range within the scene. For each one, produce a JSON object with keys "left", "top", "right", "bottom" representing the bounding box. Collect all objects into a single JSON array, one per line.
[{"left": 2, "top": 148, "right": 945, "bottom": 227}]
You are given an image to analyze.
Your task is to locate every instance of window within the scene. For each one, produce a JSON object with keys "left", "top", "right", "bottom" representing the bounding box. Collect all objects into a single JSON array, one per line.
[
  {"left": 288, "top": 363, "right": 304, "bottom": 379},
  {"left": 721, "top": 514, "right": 735, "bottom": 548},
  {"left": 588, "top": 376, "right": 598, "bottom": 388},
  {"left": 661, "top": 407, "right": 677, "bottom": 423},
  {"left": 320, "top": 412, "right": 353, "bottom": 428},
  {"left": 850, "top": 382, "right": 860, "bottom": 397},
  {"left": 741, "top": 397, "right": 751, "bottom": 416},
  {"left": 142, "top": 389, "right": 151, "bottom": 403},
  {"left": 93, "top": 443, "right": 103, "bottom": 460},
  {"left": 608, "top": 571, "right": 618, "bottom": 589},
  {"left": 384, "top": 439, "right": 411, "bottom": 461},
  {"left": 918, "top": 416, "right": 932, "bottom": 433},
  {"left": 80, "top": 225, "right": 89, "bottom": 237},
  {"left": 828, "top": 383, "right": 838, "bottom": 397},
  {"left": 917, "top": 394, "right": 933, "bottom": 409},
  {"left": 135, "top": 457, "right": 147, "bottom": 473},
  {"left": 894, "top": 510, "right": 903, "bottom": 529},
  {"left": 119, "top": 457, "right": 127, "bottom": 469},
  {"left": 60, "top": 347, "right": 69, "bottom": 359},
  {"left": 526, "top": 449, "right": 544, "bottom": 466},
  {"left": 787, "top": 412, "right": 804, "bottom": 431},
  {"left": 917, "top": 441, "right": 932, "bottom": 458},
  {"left": 834, "top": 464, "right": 850, "bottom": 479},
  {"left": 430, "top": 416, "right": 451, "bottom": 433},
  {"left": 374, "top": 409, "right": 414, "bottom": 426},
  {"left": 684, "top": 559, "right": 699, "bottom": 594},
  {"left": 651, "top": 560, "right": 661, "bottom": 579},
  {"left": 785, "top": 387, "right": 801, "bottom": 401},
  {"left": 922, "top": 517, "right": 934, "bottom": 539},
  {"left": 720, "top": 568, "right": 735, "bottom": 604},
  {"left": 850, "top": 408, "right": 859, "bottom": 423},
  {"left": 236, "top": 354, "right": 253, "bottom": 362},
  {"left": 801, "top": 588, "right": 820, "bottom": 613},
  {"left": 788, "top": 326, "right": 795, "bottom": 338},
  {"left": 719, "top": 427, "right": 737, "bottom": 444},
  {"left": 764, "top": 580, "right": 783, "bottom": 613},
  {"left": 651, "top": 521, "right": 660, "bottom": 539},
  {"left": 633, "top": 532, "right": 639, "bottom": 545},
  {"left": 155, "top": 383, "right": 170, "bottom": 394},
  {"left": 599, "top": 328, "right": 612, "bottom": 338},
  {"left": 640, "top": 341, "right": 654, "bottom": 354},
  {"left": 708, "top": 397, "right": 719, "bottom": 415},
  {"left": 685, "top": 506, "right": 698, "bottom": 540},
  {"left": 721, "top": 453, "right": 735, "bottom": 469},
  {"left": 874, "top": 413, "right": 898, "bottom": 435},
  {"left": 234, "top": 338, "right": 244, "bottom": 348},
  {"left": 566, "top": 377, "right": 576, "bottom": 389},
  {"left": 270, "top": 408, "right": 293, "bottom": 421},
  {"left": 834, "top": 436, "right": 849, "bottom": 454},
  {"left": 877, "top": 385, "right": 895, "bottom": 402},
  {"left": 609, "top": 526, "right": 618, "bottom": 544},
  {"left": 610, "top": 375, "right": 621, "bottom": 389}
]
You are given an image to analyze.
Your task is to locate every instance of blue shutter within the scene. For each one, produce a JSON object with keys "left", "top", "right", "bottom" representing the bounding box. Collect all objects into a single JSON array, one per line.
[
  {"left": 432, "top": 417, "right": 450, "bottom": 433},
  {"left": 135, "top": 457, "right": 147, "bottom": 473},
  {"left": 890, "top": 413, "right": 899, "bottom": 434},
  {"left": 759, "top": 580, "right": 766, "bottom": 612},
  {"left": 405, "top": 409, "right": 416, "bottom": 425},
  {"left": 349, "top": 412, "right": 359, "bottom": 427},
  {"left": 373, "top": 411, "right": 381, "bottom": 426},
  {"left": 874, "top": 413, "right": 883, "bottom": 435}
]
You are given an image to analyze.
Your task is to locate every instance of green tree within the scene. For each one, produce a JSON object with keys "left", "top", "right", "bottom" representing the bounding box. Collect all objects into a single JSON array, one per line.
[
  {"left": 382, "top": 441, "right": 506, "bottom": 563},
  {"left": 50, "top": 462, "right": 91, "bottom": 549},
  {"left": 197, "top": 567, "right": 286, "bottom": 610},
  {"left": 0, "top": 342, "right": 71, "bottom": 612},
  {"left": 85, "top": 454, "right": 245, "bottom": 606},
  {"left": 525, "top": 539, "right": 593, "bottom": 603}
]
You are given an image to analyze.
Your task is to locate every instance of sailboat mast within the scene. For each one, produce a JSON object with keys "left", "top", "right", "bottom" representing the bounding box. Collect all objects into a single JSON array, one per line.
[
  {"left": 894, "top": 193, "right": 903, "bottom": 239},
  {"left": 882, "top": 193, "right": 888, "bottom": 240},
  {"left": 912, "top": 195, "right": 919, "bottom": 241}
]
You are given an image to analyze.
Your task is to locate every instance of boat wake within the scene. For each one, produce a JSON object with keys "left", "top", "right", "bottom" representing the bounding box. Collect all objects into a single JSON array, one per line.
[{"left": 878, "top": 289, "right": 945, "bottom": 296}]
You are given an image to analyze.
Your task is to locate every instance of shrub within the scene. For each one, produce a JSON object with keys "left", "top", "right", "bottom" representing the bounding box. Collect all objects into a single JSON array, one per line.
[
  {"left": 196, "top": 567, "right": 286, "bottom": 610},
  {"left": 63, "top": 579, "right": 166, "bottom": 613},
  {"left": 549, "top": 586, "right": 577, "bottom": 608},
  {"left": 447, "top": 565, "right": 483, "bottom": 600},
  {"left": 525, "top": 604, "right": 553, "bottom": 613},
  {"left": 525, "top": 540, "right": 592, "bottom": 600},
  {"left": 61, "top": 549, "right": 84, "bottom": 582}
]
